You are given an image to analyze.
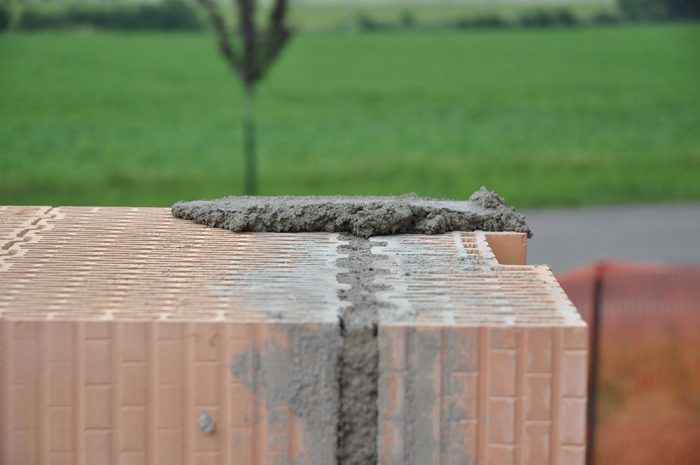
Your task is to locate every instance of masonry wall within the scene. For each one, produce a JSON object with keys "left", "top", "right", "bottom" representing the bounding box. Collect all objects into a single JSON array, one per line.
[
  {"left": 378, "top": 326, "right": 588, "bottom": 465},
  {"left": 0, "top": 207, "right": 587, "bottom": 465},
  {"left": 0, "top": 320, "right": 340, "bottom": 465}
]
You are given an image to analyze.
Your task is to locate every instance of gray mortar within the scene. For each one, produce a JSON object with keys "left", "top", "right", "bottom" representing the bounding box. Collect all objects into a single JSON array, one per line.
[
  {"left": 229, "top": 324, "right": 342, "bottom": 465},
  {"left": 171, "top": 187, "right": 531, "bottom": 238},
  {"left": 335, "top": 235, "right": 393, "bottom": 465},
  {"left": 197, "top": 411, "right": 216, "bottom": 435}
]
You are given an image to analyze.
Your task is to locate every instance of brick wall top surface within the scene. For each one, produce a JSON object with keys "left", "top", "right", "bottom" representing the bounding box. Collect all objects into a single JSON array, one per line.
[
  {"left": 373, "top": 233, "right": 584, "bottom": 327},
  {"left": 0, "top": 207, "right": 583, "bottom": 327},
  {"left": 0, "top": 206, "right": 52, "bottom": 250},
  {"left": 0, "top": 207, "right": 347, "bottom": 323}
]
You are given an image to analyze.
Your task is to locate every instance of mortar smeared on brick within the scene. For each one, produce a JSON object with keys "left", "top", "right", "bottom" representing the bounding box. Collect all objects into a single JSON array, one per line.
[
  {"left": 229, "top": 324, "right": 342, "bottom": 465},
  {"left": 335, "top": 235, "right": 393, "bottom": 465},
  {"left": 173, "top": 187, "right": 529, "bottom": 465},
  {"left": 171, "top": 187, "right": 531, "bottom": 238}
]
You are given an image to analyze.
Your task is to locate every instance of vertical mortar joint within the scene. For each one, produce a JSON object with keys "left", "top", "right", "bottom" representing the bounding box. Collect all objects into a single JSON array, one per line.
[{"left": 336, "top": 234, "right": 392, "bottom": 465}]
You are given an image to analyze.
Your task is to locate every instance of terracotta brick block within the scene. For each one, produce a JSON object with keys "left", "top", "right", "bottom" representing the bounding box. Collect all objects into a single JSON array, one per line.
[
  {"left": 525, "top": 423, "right": 551, "bottom": 464},
  {"left": 526, "top": 375, "right": 553, "bottom": 421},
  {"left": 374, "top": 233, "right": 587, "bottom": 465},
  {"left": 484, "top": 231, "right": 528, "bottom": 265},
  {"left": 489, "top": 445, "right": 515, "bottom": 465},
  {"left": 0, "top": 206, "right": 585, "bottom": 465},
  {"left": 48, "top": 407, "right": 74, "bottom": 451},
  {"left": 85, "top": 430, "right": 110, "bottom": 464}
]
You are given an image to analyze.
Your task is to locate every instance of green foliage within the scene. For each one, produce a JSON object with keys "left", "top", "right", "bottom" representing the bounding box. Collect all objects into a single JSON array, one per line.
[
  {"left": 287, "top": 3, "right": 616, "bottom": 32},
  {"left": 17, "top": 0, "right": 201, "bottom": 31},
  {"left": 450, "top": 15, "right": 511, "bottom": 29},
  {"left": 1, "top": 25, "right": 699, "bottom": 206},
  {"left": 520, "top": 8, "right": 579, "bottom": 28},
  {"left": 399, "top": 10, "right": 416, "bottom": 29},
  {"left": 591, "top": 11, "right": 624, "bottom": 25},
  {"left": 347, "top": 7, "right": 615, "bottom": 32},
  {"left": 354, "top": 12, "right": 392, "bottom": 31},
  {"left": 0, "top": 4, "right": 10, "bottom": 32},
  {"left": 618, "top": 0, "right": 700, "bottom": 20}
]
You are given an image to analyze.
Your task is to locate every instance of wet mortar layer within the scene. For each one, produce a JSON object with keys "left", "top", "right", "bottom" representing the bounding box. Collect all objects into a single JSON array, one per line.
[
  {"left": 171, "top": 187, "right": 532, "bottom": 239},
  {"left": 335, "top": 235, "right": 393, "bottom": 465}
]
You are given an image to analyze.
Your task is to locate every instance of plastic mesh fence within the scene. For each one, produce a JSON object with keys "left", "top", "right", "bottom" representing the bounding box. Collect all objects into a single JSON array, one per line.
[{"left": 559, "top": 262, "right": 700, "bottom": 465}]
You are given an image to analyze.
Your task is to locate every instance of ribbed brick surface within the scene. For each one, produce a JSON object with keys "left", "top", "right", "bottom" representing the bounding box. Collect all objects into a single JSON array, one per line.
[
  {"left": 0, "top": 320, "right": 339, "bottom": 465},
  {"left": 373, "top": 232, "right": 580, "bottom": 325},
  {"left": 0, "top": 207, "right": 346, "bottom": 322},
  {"left": 0, "top": 206, "right": 586, "bottom": 465},
  {"left": 377, "top": 326, "right": 587, "bottom": 465},
  {"left": 372, "top": 232, "right": 586, "bottom": 465}
]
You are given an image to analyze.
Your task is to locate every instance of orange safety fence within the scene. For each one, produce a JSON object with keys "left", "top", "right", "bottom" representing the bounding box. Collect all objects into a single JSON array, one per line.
[{"left": 558, "top": 262, "right": 700, "bottom": 465}]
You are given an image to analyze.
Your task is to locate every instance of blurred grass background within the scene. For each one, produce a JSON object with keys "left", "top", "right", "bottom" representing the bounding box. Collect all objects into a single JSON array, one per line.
[{"left": 1, "top": 7, "right": 699, "bottom": 207}]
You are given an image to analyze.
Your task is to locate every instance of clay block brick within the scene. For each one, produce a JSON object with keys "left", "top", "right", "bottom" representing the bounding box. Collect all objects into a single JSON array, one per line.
[
  {"left": 489, "top": 351, "right": 517, "bottom": 397},
  {"left": 11, "top": 384, "right": 37, "bottom": 429},
  {"left": 0, "top": 207, "right": 585, "bottom": 465},
  {"left": 12, "top": 337, "right": 37, "bottom": 383},
  {"left": 85, "top": 430, "right": 111, "bottom": 464},
  {"left": 120, "top": 407, "right": 147, "bottom": 450},
  {"left": 525, "top": 423, "right": 551, "bottom": 464},
  {"left": 119, "top": 323, "right": 147, "bottom": 362},
  {"left": 157, "top": 430, "right": 183, "bottom": 465},
  {"left": 526, "top": 375, "right": 552, "bottom": 421},
  {"left": 562, "top": 351, "right": 588, "bottom": 397},
  {"left": 489, "top": 445, "right": 515, "bottom": 465},
  {"left": 48, "top": 408, "right": 75, "bottom": 451},
  {"left": 561, "top": 446, "right": 585, "bottom": 465},
  {"left": 560, "top": 399, "right": 586, "bottom": 445},
  {"left": 85, "top": 340, "right": 112, "bottom": 384},
  {"left": 121, "top": 365, "right": 148, "bottom": 405},
  {"left": 85, "top": 386, "right": 112, "bottom": 428},
  {"left": 0, "top": 320, "right": 341, "bottom": 465},
  {"left": 527, "top": 329, "right": 553, "bottom": 374},
  {"left": 375, "top": 233, "right": 587, "bottom": 465},
  {"left": 46, "top": 323, "right": 75, "bottom": 361},
  {"left": 156, "top": 386, "right": 182, "bottom": 428},
  {"left": 11, "top": 431, "right": 37, "bottom": 465},
  {"left": 489, "top": 398, "right": 516, "bottom": 444},
  {"left": 484, "top": 231, "right": 528, "bottom": 265},
  {"left": 47, "top": 452, "right": 75, "bottom": 465}
]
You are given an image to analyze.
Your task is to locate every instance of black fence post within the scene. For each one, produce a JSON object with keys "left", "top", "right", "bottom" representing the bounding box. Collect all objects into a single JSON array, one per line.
[{"left": 586, "top": 263, "right": 605, "bottom": 465}]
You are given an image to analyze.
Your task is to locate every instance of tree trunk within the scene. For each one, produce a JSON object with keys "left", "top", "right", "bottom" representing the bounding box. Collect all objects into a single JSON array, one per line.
[{"left": 242, "top": 84, "right": 256, "bottom": 195}]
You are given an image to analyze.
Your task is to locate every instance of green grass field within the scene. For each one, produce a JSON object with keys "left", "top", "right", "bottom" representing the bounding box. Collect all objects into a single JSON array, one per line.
[{"left": 1, "top": 24, "right": 699, "bottom": 207}]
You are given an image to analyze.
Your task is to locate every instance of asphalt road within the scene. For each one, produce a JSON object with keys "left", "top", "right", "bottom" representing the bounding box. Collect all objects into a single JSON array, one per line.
[{"left": 524, "top": 203, "right": 700, "bottom": 274}]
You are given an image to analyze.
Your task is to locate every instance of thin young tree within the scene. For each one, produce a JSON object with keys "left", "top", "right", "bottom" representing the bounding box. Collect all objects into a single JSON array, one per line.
[{"left": 197, "top": 0, "right": 292, "bottom": 195}]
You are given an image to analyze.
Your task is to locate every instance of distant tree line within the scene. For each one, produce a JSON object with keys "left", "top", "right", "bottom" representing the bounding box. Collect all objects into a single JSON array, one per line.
[
  {"left": 353, "top": 0, "right": 699, "bottom": 32},
  {"left": 619, "top": 0, "right": 700, "bottom": 20},
  {"left": 0, "top": 0, "right": 698, "bottom": 33},
  {"left": 1, "top": 0, "right": 201, "bottom": 31},
  {"left": 355, "top": 8, "right": 621, "bottom": 32}
]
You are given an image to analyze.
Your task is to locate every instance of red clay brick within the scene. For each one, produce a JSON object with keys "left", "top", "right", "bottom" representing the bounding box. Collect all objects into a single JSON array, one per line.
[
  {"left": 0, "top": 206, "right": 586, "bottom": 465},
  {"left": 374, "top": 232, "right": 586, "bottom": 465}
]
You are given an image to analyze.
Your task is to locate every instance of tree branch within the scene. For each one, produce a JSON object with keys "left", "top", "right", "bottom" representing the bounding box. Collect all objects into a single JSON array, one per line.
[
  {"left": 196, "top": 0, "right": 241, "bottom": 74},
  {"left": 237, "top": 0, "right": 258, "bottom": 86},
  {"left": 259, "top": 0, "right": 292, "bottom": 77}
]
